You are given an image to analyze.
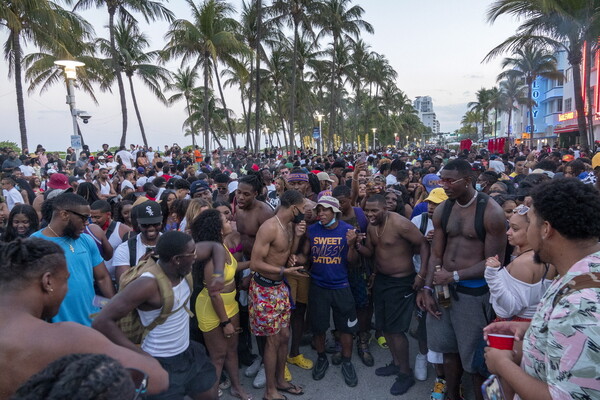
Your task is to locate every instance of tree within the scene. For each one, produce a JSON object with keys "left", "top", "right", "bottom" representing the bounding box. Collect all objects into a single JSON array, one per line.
[
  {"left": 1, "top": 0, "right": 92, "bottom": 150},
  {"left": 497, "top": 44, "right": 562, "bottom": 141},
  {"left": 74, "top": 0, "right": 174, "bottom": 147},
  {"left": 468, "top": 88, "right": 494, "bottom": 140},
  {"left": 498, "top": 75, "right": 528, "bottom": 144},
  {"left": 97, "top": 20, "right": 171, "bottom": 146},
  {"left": 166, "top": 67, "right": 200, "bottom": 147},
  {"left": 315, "top": 0, "right": 373, "bottom": 152}
]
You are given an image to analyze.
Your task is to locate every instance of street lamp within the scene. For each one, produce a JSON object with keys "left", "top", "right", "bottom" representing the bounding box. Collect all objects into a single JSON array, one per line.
[
  {"left": 264, "top": 127, "right": 270, "bottom": 148},
  {"left": 315, "top": 112, "right": 323, "bottom": 155},
  {"left": 371, "top": 127, "right": 377, "bottom": 150},
  {"left": 405, "top": 135, "right": 409, "bottom": 147},
  {"left": 54, "top": 60, "right": 85, "bottom": 148}
]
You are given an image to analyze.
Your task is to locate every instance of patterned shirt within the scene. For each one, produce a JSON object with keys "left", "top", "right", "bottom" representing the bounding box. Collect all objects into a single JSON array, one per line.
[{"left": 519, "top": 251, "right": 600, "bottom": 399}]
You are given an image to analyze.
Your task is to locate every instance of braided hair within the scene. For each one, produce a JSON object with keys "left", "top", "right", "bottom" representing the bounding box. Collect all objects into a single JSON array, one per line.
[
  {"left": 11, "top": 353, "right": 135, "bottom": 400},
  {"left": 238, "top": 171, "right": 265, "bottom": 200},
  {"left": 0, "top": 237, "right": 64, "bottom": 290}
]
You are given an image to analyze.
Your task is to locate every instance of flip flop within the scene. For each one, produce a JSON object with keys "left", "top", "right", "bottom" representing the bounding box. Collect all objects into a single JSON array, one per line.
[{"left": 276, "top": 383, "right": 304, "bottom": 396}]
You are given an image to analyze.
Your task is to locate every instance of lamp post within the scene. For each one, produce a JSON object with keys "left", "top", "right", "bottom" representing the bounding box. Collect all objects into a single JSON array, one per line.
[
  {"left": 405, "top": 135, "right": 409, "bottom": 147},
  {"left": 54, "top": 60, "right": 85, "bottom": 147},
  {"left": 315, "top": 112, "right": 323, "bottom": 155},
  {"left": 371, "top": 127, "right": 377, "bottom": 150},
  {"left": 265, "top": 127, "right": 270, "bottom": 148}
]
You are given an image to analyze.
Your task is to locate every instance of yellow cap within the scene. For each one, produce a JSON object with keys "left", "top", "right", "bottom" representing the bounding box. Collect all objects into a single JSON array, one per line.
[
  {"left": 592, "top": 152, "right": 600, "bottom": 169},
  {"left": 425, "top": 188, "right": 448, "bottom": 204}
]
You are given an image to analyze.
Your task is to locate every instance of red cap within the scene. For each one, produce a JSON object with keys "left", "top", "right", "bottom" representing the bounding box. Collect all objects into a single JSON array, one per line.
[{"left": 48, "top": 173, "right": 70, "bottom": 190}]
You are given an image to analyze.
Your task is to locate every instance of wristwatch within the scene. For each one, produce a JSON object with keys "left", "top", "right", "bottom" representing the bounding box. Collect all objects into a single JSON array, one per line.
[
  {"left": 219, "top": 319, "right": 232, "bottom": 328},
  {"left": 453, "top": 271, "right": 460, "bottom": 283}
]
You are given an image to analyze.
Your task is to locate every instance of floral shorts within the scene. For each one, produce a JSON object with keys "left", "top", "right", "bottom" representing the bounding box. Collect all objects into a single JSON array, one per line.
[{"left": 249, "top": 274, "right": 291, "bottom": 336}]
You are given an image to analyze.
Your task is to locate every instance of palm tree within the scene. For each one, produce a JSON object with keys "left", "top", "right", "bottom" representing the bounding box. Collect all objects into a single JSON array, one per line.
[
  {"left": 315, "top": 0, "right": 373, "bottom": 152},
  {"left": 486, "top": 0, "right": 597, "bottom": 147},
  {"left": 97, "top": 20, "right": 171, "bottom": 147},
  {"left": 497, "top": 44, "right": 562, "bottom": 141},
  {"left": 461, "top": 109, "right": 483, "bottom": 141},
  {"left": 166, "top": 67, "right": 200, "bottom": 147},
  {"left": 487, "top": 87, "right": 505, "bottom": 139},
  {"left": 498, "top": 75, "right": 528, "bottom": 144},
  {"left": 73, "top": 0, "right": 174, "bottom": 147},
  {"left": 1, "top": 0, "right": 92, "bottom": 149},
  {"left": 468, "top": 88, "right": 494, "bottom": 140}
]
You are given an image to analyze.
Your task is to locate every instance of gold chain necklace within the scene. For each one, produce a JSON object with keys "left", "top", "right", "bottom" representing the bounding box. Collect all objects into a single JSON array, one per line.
[
  {"left": 47, "top": 225, "right": 75, "bottom": 253},
  {"left": 376, "top": 215, "right": 389, "bottom": 238},
  {"left": 275, "top": 215, "right": 292, "bottom": 244}
]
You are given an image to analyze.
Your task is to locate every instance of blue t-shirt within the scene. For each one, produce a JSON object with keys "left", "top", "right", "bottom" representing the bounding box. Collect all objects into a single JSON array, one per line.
[
  {"left": 308, "top": 220, "right": 353, "bottom": 289},
  {"left": 31, "top": 230, "right": 104, "bottom": 326}
]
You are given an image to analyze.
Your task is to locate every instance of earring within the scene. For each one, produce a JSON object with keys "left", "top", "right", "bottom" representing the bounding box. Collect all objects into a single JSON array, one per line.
[{"left": 49, "top": 288, "right": 54, "bottom": 292}]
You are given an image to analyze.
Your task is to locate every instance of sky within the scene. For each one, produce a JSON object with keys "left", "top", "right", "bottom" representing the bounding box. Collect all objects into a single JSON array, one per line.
[{"left": 0, "top": 0, "right": 522, "bottom": 151}]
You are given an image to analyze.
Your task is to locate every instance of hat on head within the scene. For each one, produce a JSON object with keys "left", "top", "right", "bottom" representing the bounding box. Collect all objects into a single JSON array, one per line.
[
  {"left": 592, "top": 152, "right": 600, "bottom": 169},
  {"left": 562, "top": 154, "right": 574, "bottom": 162},
  {"left": 425, "top": 188, "right": 448, "bottom": 204},
  {"left": 133, "top": 201, "right": 162, "bottom": 224},
  {"left": 190, "top": 180, "right": 210, "bottom": 196},
  {"left": 287, "top": 173, "right": 309, "bottom": 182},
  {"left": 285, "top": 163, "right": 294, "bottom": 169},
  {"left": 422, "top": 173, "right": 441, "bottom": 193},
  {"left": 317, "top": 190, "right": 332, "bottom": 200},
  {"left": 48, "top": 173, "right": 70, "bottom": 190},
  {"left": 314, "top": 195, "right": 341, "bottom": 213},
  {"left": 47, "top": 168, "right": 57, "bottom": 175},
  {"left": 137, "top": 167, "right": 145, "bottom": 174},
  {"left": 46, "top": 188, "right": 73, "bottom": 200},
  {"left": 230, "top": 172, "right": 238, "bottom": 180},
  {"left": 316, "top": 172, "right": 333, "bottom": 183},
  {"left": 98, "top": 155, "right": 106, "bottom": 160}
]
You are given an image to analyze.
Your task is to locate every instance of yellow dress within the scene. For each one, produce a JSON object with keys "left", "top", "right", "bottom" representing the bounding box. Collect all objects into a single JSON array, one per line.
[{"left": 195, "top": 246, "right": 239, "bottom": 332}]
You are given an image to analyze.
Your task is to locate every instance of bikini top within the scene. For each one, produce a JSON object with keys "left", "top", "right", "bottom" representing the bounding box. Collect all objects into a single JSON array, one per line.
[{"left": 228, "top": 242, "right": 243, "bottom": 255}]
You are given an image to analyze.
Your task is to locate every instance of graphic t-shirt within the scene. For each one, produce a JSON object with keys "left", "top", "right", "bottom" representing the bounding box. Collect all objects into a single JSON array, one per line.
[
  {"left": 518, "top": 251, "right": 600, "bottom": 400},
  {"left": 308, "top": 220, "right": 353, "bottom": 289}
]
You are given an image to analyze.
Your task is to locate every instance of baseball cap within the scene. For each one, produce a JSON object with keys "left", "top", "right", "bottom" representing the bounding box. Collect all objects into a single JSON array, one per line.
[
  {"left": 592, "top": 152, "right": 600, "bottom": 169},
  {"left": 48, "top": 173, "right": 70, "bottom": 190},
  {"left": 562, "top": 154, "right": 574, "bottom": 162},
  {"left": 133, "top": 201, "right": 162, "bottom": 224},
  {"left": 424, "top": 188, "right": 448, "bottom": 204},
  {"left": 190, "top": 180, "right": 210, "bottom": 196},
  {"left": 422, "top": 173, "right": 441, "bottom": 193},
  {"left": 314, "top": 195, "right": 341, "bottom": 213},
  {"left": 230, "top": 172, "right": 238, "bottom": 180},
  {"left": 137, "top": 167, "right": 145, "bottom": 174},
  {"left": 316, "top": 172, "right": 333, "bottom": 183}
]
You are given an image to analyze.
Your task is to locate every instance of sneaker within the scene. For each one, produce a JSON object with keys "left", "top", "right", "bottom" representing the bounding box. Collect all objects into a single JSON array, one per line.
[
  {"left": 341, "top": 361, "right": 358, "bottom": 387},
  {"left": 430, "top": 377, "right": 447, "bottom": 400},
  {"left": 375, "top": 362, "right": 400, "bottom": 377},
  {"left": 414, "top": 353, "right": 428, "bottom": 381},
  {"left": 376, "top": 335, "right": 388, "bottom": 349},
  {"left": 287, "top": 354, "right": 314, "bottom": 369},
  {"left": 219, "top": 372, "right": 231, "bottom": 390},
  {"left": 312, "top": 356, "right": 329, "bottom": 381},
  {"left": 284, "top": 364, "right": 292, "bottom": 382},
  {"left": 390, "top": 373, "right": 415, "bottom": 396},
  {"left": 252, "top": 366, "right": 266, "bottom": 389},
  {"left": 357, "top": 332, "right": 374, "bottom": 367},
  {"left": 331, "top": 351, "right": 342, "bottom": 365},
  {"left": 244, "top": 357, "right": 261, "bottom": 378}
]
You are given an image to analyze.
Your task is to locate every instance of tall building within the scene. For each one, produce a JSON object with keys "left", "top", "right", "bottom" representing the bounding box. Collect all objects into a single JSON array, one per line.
[{"left": 413, "top": 96, "right": 440, "bottom": 134}]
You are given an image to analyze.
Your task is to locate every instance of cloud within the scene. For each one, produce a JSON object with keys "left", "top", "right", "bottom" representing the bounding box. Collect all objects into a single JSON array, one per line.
[{"left": 435, "top": 103, "right": 470, "bottom": 132}]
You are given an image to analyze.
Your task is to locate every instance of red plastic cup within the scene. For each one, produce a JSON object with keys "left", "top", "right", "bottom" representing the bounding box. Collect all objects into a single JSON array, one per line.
[{"left": 488, "top": 333, "right": 515, "bottom": 350}]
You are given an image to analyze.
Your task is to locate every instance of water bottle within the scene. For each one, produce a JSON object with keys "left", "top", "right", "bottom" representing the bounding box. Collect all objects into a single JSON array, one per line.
[{"left": 434, "top": 265, "right": 451, "bottom": 308}]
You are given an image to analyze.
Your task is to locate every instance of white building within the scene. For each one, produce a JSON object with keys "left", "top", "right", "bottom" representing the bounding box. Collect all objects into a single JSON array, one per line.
[{"left": 413, "top": 96, "right": 440, "bottom": 134}]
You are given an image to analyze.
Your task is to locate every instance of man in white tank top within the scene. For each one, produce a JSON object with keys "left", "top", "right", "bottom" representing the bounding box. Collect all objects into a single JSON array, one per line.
[
  {"left": 94, "top": 168, "right": 116, "bottom": 200},
  {"left": 93, "top": 231, "right": 228, "bottom": 400}
]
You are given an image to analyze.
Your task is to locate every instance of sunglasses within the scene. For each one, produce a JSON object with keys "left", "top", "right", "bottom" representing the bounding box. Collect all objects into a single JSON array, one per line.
[
  {"left": 140, "top": 223, "right": 161, "bottom": 228},
  {"left": 439, "top": 177, "right": 465, "bottom": 185},
  {"left": 513, "top": 204, "right": 530, "bottom": 215},
  {"left": 177, "top": 248, "right": 197, "bottom": 259},
  {"left": 127, "top": 368, "right": 148, "bottom": 400},
  {"left": 64, "top": 209, "right": 91, "bottom": 222}
]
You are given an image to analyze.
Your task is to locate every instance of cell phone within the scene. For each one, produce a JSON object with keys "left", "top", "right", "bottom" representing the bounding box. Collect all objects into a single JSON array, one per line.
[
  {"left": 357, "top": 152, "right": 367, "bottom": 164},
  {"left": 297, "top": 268, "right": 311, "bottom": 276},
  {"left": 481, "top": 374, "right": 506, "bottom": 400}
]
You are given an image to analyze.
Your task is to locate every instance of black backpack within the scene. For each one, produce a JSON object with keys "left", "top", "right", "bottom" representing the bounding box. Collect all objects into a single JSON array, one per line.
[{"left": 440, "top": 192, "right": 489, "bottom": 243}]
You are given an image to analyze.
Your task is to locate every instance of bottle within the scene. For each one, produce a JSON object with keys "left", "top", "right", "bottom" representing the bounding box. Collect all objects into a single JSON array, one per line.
[{"left": 434, "top": 265, "right": 451, "bottom": 308}]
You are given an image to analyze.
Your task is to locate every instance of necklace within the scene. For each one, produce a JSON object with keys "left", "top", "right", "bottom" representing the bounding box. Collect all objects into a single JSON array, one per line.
[
  {"left": 456, "top": 191, "right": 478, "bottom": 208},
  {"left": 275, "top": 215, "right": 292, "bottom": 244},
  {"left": 376, "top": 215, "right": 389, "bottom": 238},
  {"left": 47, "top": 225, "right": 74, "bottom": 253}
]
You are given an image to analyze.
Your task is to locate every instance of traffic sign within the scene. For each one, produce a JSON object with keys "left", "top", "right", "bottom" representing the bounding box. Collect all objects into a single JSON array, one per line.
[
  {"left": 70, "top": 135, "right": 82, "bottom": 149},
  {"left": 312, "top": 127, "right": 320, "bottom": 139}
]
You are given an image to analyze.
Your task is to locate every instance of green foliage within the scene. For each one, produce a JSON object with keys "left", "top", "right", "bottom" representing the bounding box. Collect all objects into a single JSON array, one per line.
[{"left": 0, "top": 141, "right": 21, "bottom": 153}]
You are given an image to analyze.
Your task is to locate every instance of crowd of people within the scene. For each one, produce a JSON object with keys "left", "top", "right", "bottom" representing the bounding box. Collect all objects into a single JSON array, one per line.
[{"left": 1, "top": 141, "right": 599, "bottom": 400}]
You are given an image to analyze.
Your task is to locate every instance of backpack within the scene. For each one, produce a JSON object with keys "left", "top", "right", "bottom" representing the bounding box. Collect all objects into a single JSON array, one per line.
[
  {"left": 440, "top": 192, "right": 489, "bottom": 242},
  {"left": 552, "top": 272, "right": 600, "bottom": 307},
  {"left": 116, "top": 256, "right": 194, "bottom": 344},
  {"left": 419, "top": 213, "right": 430, "bottom": 235},
  {"left": 105, "top": 221, "right": 117, "bottom": 241}
]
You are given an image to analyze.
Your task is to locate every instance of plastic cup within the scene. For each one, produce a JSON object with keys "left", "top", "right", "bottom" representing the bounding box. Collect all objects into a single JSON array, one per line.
[{"left": 488, "top": 333, "right": 515, "bottom": 350}]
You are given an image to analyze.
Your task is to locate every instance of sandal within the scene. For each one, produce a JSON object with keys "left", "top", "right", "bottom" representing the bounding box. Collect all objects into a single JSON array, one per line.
[{"left": 276, "top": 383, "right": 304, "bottom": 396}]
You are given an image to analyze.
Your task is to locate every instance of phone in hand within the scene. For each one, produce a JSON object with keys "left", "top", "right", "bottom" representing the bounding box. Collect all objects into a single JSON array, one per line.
[
  {"left": 481, "top": 375, "right": 505, "bottom": 400},
  {"left": 297, "top": 268, "right": 311, "bottom": 276},
  {"left": 357, "top": 152, "right": 367, "bottom": 164}
]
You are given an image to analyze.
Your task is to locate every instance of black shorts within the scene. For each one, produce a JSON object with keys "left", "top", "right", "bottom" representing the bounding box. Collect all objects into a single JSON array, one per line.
[
  {"left": 308, "top": 284, "right": 358, "bottom": 334},
  {"left": 146, "top": 340, "right": 217, "bottom": 400},
  {"left": 373, "top": 273, "right": 416, "bottom": 334}
]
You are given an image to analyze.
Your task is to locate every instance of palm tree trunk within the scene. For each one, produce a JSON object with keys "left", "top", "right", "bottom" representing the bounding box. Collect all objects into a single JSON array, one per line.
[
  {"left": 76, "top": 122, "right": 86, "bottom": 147},
  {"left": 186, "top": 97, "right": 196, "bottom": 147},
  {"left": 240, "top": 91, "right": 251, "bottom": 150},
  {"left": 254, "top": 0, "right": 262, "bottom": 154},
  {"left": 329, "top": 41, "right": 337, "bottom": 154},
  {"left": 274, "top": 82, "right": 289, "bottom": 151},
  {"left": 12, "top": 32, "right": 28, "bottom": 150},
  {"left": 203, "top": 54, "right": 210, "bottom": 157},
  {"left": 109, "top": 10, "right": 129, "bottom": 147},
  {"left": 214, "top": 61, "right": 237, "bottom": 148},
  {"left": 210, "top": 125, "right": 224, "bottom": 148},
  {"left": 527, "top": 78, "right": 534, "bottom": 147},
  {"left": 494, "top": 108, "right": 498, "bottom": 139},
  {"left": 507, "top": 108, "right": 512, "bottom": 147},
  {"left": 570, "top": 60, "right": 588, "bottom": 147},
  {"left": 288, "top": 22, "right": 300, "bottom": 154},
  {"left": 127, "top": 75, "right": 148, "bottom": 147},
  {"left": 246, "top": 59, "right": 254, "bottom": 149},
  {"left": 584, "top": 41, "right": 595, "bottom": 150}
]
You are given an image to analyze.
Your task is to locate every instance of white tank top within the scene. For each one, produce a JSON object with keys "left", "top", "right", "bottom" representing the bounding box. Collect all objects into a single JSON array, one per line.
[
  {"left": 104, "top": 222, "right": 123, "bottom": 280},
  {"left": 97, "top": 180, "right": 111, "bottom": 195},
  {"left": 137, "top": 271, "right": 190, "bottom": 357}
]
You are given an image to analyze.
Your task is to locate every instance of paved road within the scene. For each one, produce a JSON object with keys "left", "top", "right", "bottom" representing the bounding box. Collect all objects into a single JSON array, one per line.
[{"left": 222, "top": 326, "right": 477, "bottom": 400}]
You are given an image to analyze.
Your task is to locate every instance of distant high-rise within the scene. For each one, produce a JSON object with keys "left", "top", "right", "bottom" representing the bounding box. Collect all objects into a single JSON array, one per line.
[{"left": 413, "top": 96, "right": 440, "bottom": 134}]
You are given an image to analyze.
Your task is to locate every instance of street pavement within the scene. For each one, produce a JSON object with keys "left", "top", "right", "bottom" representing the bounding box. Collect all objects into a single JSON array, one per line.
[{"left": 222, "top": 324, "right": 477, "bottom": 400}]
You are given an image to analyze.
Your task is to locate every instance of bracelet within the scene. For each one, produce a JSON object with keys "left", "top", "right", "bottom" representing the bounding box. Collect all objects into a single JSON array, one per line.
[
  {"left": 280, "top": 266, "right": 285, "bottom": 277},
  {"left": 219, "top": 319, "right": 232, "bottom": 328},
  {"left": 422, "top": 286, "right": 434, "bottom": 293},
  {"left": 212, "top": 273, "right": 223, "bottom": 278},
  {"left": 417, "top": 273, "right": 425, "bottom": 280}
]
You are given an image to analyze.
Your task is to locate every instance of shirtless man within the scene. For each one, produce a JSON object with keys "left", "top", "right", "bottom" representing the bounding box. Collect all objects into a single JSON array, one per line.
[
  {"left": 357, "top": 194, "right": 430, "bottom": 396},
  {"left": 235, "top": 174, "right": 274, "bottom": 386},
  {"left": 417, "top": 159, "right": 506, "bottom": 400},
  {"left": 250, "top": 189, "right": 306, "bottom": 400}
]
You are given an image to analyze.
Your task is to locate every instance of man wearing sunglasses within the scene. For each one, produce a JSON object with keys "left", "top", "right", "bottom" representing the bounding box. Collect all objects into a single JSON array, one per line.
[
  {"left": 31, "top": 193, "right": 115, "bottom": 326},
  {"left": 114, "top": 201, "right": 163, "bottom": 282}
]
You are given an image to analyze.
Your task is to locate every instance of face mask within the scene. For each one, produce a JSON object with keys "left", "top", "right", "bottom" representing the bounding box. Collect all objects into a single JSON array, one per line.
[
  {"left": 319, "top": 217, "right": 337, "bottom": 228},
  {"left": 475, "top": 183, "right": 486, "bottom": 192},
  {"left": 292, "top": 211, "right": 304, "bottom": 224}
]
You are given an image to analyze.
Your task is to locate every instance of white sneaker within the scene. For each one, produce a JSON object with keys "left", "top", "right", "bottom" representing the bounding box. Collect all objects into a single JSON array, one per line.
[
  {"left": 244, "top": 357, "right": 261, "bottom": 378},
  {"left": 252, "top": 366, "right": 266, "bottom": 389},
  {"left": 415, "top": 353, "right": 428, "bottom": 381}
]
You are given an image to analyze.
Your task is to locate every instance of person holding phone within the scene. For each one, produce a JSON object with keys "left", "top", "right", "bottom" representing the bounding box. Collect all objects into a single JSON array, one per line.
[{"left": 296, "top": 196, "right": 359, "bottom": 387}]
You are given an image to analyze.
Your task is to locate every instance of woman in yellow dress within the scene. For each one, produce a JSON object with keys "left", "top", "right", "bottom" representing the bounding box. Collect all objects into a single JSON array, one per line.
[{"left": 190, "top": 209, "right": 252, "bottom": 400}]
